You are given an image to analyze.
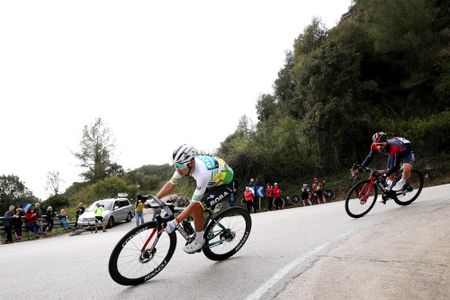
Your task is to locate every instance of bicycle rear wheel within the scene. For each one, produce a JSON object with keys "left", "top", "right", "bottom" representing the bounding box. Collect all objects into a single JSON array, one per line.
[
  {"left": 345, "top": 180, "right": 378, "bottom": 218},
  {"left": 393, "top": 169, "right": 424, "bottom": 206},
  {"left": 291, "top": 194, "right": 301, "bottom": 204},
  {"left": 109, "top": 221, "right": 177, "bottom": 285},
  {"left": 203, "top": 207, "right": 251, "bottom": 261}
]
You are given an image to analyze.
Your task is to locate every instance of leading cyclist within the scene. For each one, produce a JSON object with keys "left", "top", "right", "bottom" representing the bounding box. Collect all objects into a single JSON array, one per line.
[
  {"left": 148, "top": 144, "right": 234, "bottom": 254},
  {"left": 354, "top": 132, "right": 415, "bottom": 192}
]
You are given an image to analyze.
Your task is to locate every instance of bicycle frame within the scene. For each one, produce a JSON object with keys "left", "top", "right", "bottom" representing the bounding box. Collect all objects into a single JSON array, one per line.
[
  {"left": 353, "top": 165, "right": 389, "bottom": 203},
  {"left": 140, "top": 197, "right": 223, "bottom": 254}
]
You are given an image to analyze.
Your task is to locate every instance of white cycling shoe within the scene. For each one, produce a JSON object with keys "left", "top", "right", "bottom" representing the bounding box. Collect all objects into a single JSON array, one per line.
[
  {"left": 183, "top": 239, "right": 204, "bottom": 254},
  {"left": 392, "top": 179, "right": 406, "bottom": 192}
]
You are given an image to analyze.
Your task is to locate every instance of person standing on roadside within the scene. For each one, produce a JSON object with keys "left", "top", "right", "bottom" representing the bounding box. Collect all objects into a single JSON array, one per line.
[
  {"left": 34, "top": 202, "right": 43, "bottom": 235},
  {"left": 135, "top": 199, "right": 145, "bottom": 226},
  {"left": 243, "top": 186, "right": 254, "bottom": 213},
  {"left": 12, "top": 207, "right": 24, "bottom": 240},
  {"left": 272, "top": 183, "right": 283, "bottom": 209},
  {"left": 3, "top": 205, "right": 15, "bottom": 243},
  {"left": 94, "top": 203, "right": 106, "bottom": 233},
  {"left": 75, "top": 203, "right": 85, "bottom": 228},
  {"left": 265, "top": 183, "right": 273, "bottom": 211}
]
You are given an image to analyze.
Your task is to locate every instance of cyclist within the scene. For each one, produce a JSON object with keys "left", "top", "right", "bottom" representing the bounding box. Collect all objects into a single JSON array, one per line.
[
  {"left": 149, "top": 144, "right": 234, "bottom": 254},
  {"left": 301, "top": 183, "right": 312, "bottom": 206},
  {"left": 355, "top": 132, "right": 415, "bottom": 192},
  {"left": 312, "top": 178, "right": 326, "bottom": 204}
]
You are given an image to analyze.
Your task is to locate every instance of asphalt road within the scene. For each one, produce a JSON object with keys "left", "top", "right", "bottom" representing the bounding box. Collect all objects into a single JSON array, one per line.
[{"left": 1, "top": 184, "right": 449, "bottom": 300}]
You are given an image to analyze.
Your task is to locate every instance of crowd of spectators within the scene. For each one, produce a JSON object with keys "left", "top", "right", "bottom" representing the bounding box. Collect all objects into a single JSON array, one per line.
[
  {"left": 237, "top": 177, "right": 329, "bottom": 214},
  {"left": 2, "top": 202, "right": 73, "bottom": 244}
]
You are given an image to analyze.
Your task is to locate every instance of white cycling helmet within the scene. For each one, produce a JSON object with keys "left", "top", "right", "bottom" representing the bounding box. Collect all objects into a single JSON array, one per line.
[{"left": 172, "top": 144, "right": 197, "bottom": 165}]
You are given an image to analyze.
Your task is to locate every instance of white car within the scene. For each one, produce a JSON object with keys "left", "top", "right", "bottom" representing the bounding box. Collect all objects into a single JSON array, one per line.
[{"left": 77, "top": 195, "right": 134, "bottom": 228}]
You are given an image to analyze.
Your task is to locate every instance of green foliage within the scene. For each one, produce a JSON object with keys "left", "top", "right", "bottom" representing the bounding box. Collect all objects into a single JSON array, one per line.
[
  {"left": 0, "top": 175, "right": 36, "bottom": 213},
  {"left": 218, "top": 1, "right": 450, "bottom": 188},
  {"left": 43, "top": 194, "right": 69, "bottom": 211},
  {"left": 84, "top": 176, "right": 138, "bottom": 203},
  {"left": 74, "top": 117, "right": 116, "bottom": 182}
]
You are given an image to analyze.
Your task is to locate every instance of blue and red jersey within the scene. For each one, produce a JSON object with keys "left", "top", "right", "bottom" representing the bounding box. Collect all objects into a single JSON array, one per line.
[{"left": 361, "top": 137, "right": 414, "bottom": 176}]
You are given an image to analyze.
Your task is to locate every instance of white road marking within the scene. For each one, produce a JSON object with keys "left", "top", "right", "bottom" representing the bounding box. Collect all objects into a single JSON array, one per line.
[{"left": 244, "top": 231, "right": 353, "bottom": 300}]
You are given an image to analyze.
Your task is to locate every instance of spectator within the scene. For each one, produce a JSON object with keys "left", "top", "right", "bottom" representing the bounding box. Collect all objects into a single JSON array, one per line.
[
  {"left": 135, "top": 199, "right": 145, "bottom": 227},
  {"left": 12, "top": 207, "right": 24, "bottom": 241},
  {"left": 3, "top": 205, "right": 15, "bottom": 244},
  {"left": 248, "top": 178, "right": 260, "bottom": 212},
  {"left": 44, "top": 206, "right": 56, "bottom": 233},
  {"left": 272, "top": 183, "right": 284, "bottom": 209},
  {"left": 75, "top": 203, "right": 85, "bottom": 228},
  {"left": 24, "top": 209, "right": 41, "bottom": 234},
  {"left": 265, "top": 183, "right": 273, "bottom": 211},
  {"left": 228, "top": 180, "right": 238, "bottom": 208},
  {"left": 312, "top": 178, "right": 326, "bottom": 204},
  {"left": 301, "top": 183, "right": 313, "bottom": 206},
  {"left": 34, "top": 202, "right": 43, "bottom": 234},
  {"left": 58, "top": 209, "right": 70, "bottom": 230},
  {"left": 243, "top": 186, "right": 254, "bottom": 213},
  {"left": 94, "top": 203, "right": 106, "bottom": 233}
]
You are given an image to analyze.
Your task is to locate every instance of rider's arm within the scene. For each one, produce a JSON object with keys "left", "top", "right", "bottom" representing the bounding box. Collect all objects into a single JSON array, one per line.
[
  {"left": 361, "top": 144, "right": 377, "bottom": 167},
  {"left": 156, "top": 171, "right": 180, "bottom": 199},
  {"left": 155, "top": 181, "right": 176, "bottom": 199}
]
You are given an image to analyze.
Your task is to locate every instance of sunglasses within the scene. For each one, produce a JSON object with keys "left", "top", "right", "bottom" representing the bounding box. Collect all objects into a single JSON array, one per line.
[
  {"left": 174, "top": 162, "right": 188, "bottom": 169},
  {"left": 374, "top": 142, "right": 386, "bottom": 146}
]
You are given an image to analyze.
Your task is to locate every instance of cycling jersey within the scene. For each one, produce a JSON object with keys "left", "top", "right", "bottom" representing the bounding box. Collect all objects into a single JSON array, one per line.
[
  {"left": 361, "top": 137, "right": 415, "bottom": 176},
  {"left": 170, "top": 156, "right": 234, "bottom": 202}
]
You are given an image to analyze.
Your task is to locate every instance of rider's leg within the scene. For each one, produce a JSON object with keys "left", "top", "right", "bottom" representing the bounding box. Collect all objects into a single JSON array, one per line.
[{"left": 402, "top": 163, "right": 413, "bottom": 180}]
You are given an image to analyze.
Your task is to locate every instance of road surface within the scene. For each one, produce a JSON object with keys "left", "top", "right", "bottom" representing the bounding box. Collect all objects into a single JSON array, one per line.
[{"left": 1, "top": 184, "right": 449, "bottom": 300}]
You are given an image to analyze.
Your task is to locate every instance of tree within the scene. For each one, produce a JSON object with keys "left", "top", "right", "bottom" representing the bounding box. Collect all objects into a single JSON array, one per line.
[
  {"left": 0, "top": 175, "right": 35, "bottom": 212},
  {"left": 74, "top": 118, "right": 115, "bottom": 182},
  {"left": 45, "top": 170, "right": 63, "bottom": 196}
]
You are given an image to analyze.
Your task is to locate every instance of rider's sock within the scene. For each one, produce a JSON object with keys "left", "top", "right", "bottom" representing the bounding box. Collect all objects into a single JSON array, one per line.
[{"left": 195, "top": 231, "right": 204, "bottom": 243}]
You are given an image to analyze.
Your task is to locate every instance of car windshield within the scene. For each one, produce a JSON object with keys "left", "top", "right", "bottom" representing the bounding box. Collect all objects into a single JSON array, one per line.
[{"left": 86, "top": 200, "right": 113, "bottom": 212}]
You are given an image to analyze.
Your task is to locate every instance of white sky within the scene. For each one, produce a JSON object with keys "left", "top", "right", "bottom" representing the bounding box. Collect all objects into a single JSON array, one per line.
[{"left": 0, "top": 0, "right": 351, "bottom": 199}]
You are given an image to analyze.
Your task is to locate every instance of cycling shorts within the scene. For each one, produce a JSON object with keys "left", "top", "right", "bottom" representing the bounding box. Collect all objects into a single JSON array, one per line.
[
  {"left": 316, "top": 190, "right": 323, "bottom": 197},
  {"left": 194, "top": 183, "right": 235, "bottom": 210},
  {"left": 95, "top": 216, "right": 103, "bottom": 222},
  {"left": 301, "top": 192, "right": 309, "bottom": 200},
  {"left": 387, "top": 147, "right": 415, "bottom": 171}
]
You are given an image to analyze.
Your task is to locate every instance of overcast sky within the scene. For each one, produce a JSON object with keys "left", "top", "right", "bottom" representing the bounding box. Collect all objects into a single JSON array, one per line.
[{"left": 0, "top": 0, "right": 351, "bottom": 199}]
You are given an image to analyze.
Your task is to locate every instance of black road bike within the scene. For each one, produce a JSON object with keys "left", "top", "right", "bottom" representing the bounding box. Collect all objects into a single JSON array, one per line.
[
  {"left": 345, "top": 164, "right": 424, "bottom": 218},
  {"left": 109, "top": 196, "right": 252, "bottom": 285}
]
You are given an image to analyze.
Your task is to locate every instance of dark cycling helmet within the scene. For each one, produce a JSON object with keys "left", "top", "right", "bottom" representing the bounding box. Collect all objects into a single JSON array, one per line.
[
  {"left": 372, "top": 132, "right": 388, "bottom": 143},
  {"left": 172, "top": 144, "right": 197, "bottom": 164}
]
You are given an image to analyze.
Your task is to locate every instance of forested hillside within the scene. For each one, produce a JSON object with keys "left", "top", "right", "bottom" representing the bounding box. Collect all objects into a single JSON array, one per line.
[{"left": 218, "top": 0, "right": 450, "bottom": 187}]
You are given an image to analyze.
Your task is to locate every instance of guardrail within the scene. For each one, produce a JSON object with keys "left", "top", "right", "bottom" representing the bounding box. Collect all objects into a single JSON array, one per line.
[{"left": 0, "top": 215, "right": 76, "bottom": 233}]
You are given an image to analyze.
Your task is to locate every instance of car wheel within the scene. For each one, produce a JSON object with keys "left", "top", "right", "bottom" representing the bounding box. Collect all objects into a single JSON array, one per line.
[
  {"left": 126, "top": 213, "right": 132, "bottom": 222},
  {"left": 107, "top": 217, "right": 115, "bottom": 228}
]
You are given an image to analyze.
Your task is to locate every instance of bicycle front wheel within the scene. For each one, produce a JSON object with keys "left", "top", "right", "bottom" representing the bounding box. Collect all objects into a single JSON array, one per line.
[
  {"left": 345, "top": 180, "right": 378, "bottom": 218},
  {"left": 203, "top": 207, "right": 251, "bottom": 261},
  {"left": 393, "top": 169, "right": 424, "bottom": 206},
  {"left": 108, "top": 221, "right": 177, "bottom": 285}
]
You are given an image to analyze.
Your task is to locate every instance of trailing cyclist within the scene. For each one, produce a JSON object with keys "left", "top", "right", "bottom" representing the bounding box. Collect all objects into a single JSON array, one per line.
[
  {"left": 353, "top": 132, "right": 415, "bottom": 192},
  {"left": 148, "top": 144, "right": 234, "bottom": 254}
]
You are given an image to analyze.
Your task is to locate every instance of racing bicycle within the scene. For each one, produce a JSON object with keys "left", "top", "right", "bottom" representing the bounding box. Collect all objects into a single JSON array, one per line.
[
  {"left": 345, "top": 164, "right": 424, "bottom": 218},
  {"left": 108, "top": 195, "right": 252, "bottom": 285}
]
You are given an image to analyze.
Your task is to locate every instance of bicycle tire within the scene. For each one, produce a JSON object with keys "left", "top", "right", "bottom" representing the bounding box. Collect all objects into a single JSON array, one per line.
[
  {"left": 109, "top": 221, "right": 177, "bottom": 285},
  {"left": 393, "top": 169, "right": 424, "bottom": 206},
  {"left": 345, "top": 179, "right": 378, "bottom": 218},
  {"left": 69, "top": 229, "right": 85, "bottom": 236},
  {"left": 203, "top": 207, "right": 251, "bottom": 261},
  {"left": 291, "top": 194, "right": 301, "bottom": 204},
  {"left": 323, "top": 189, "right": 335, "bottom": 199}
]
